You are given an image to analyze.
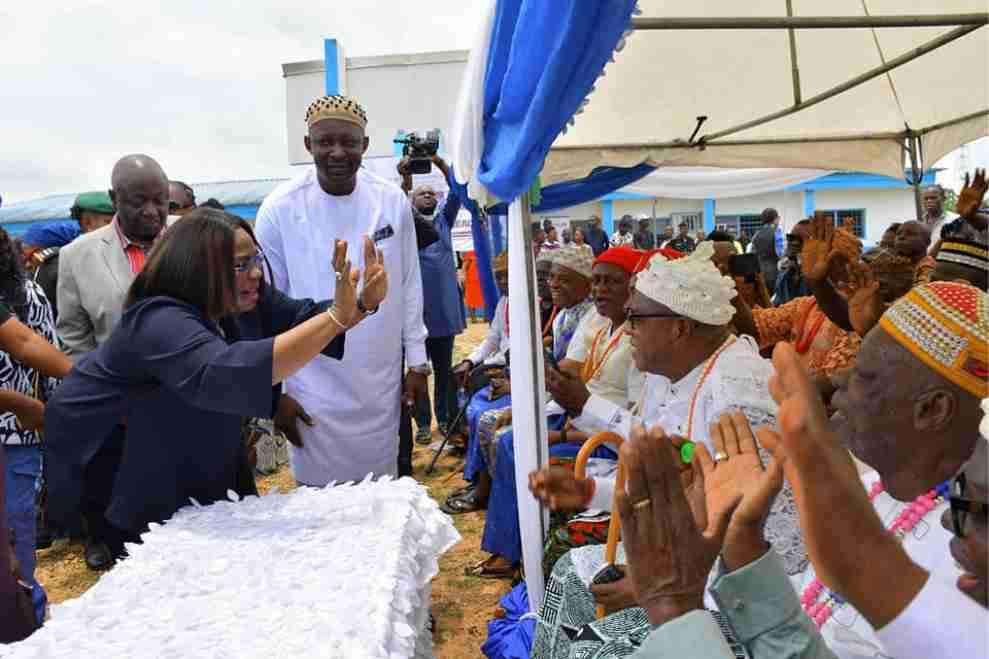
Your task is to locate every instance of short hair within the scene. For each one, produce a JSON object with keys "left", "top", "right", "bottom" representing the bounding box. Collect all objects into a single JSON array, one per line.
[
  {"left": 923, "top": 184, "right": 946, "bottom": 199},
  {"left": 126, "top": 208, "right": 238, "bottom": 320},
  {"left": 170, "top": 180, "right": 196, "bottom": 206},
  {"left": 761, "top": 208, "right": 780, "bottom": 224},
  {"left": 706, "top": 230, "right": 735, "bottom": 243},
  {"left": 678, "top": 221, "right": 688, "bottom": 228},
  {"left": 532, "top": 222, "right": 545, "bottom": 234},
  {"left": 884, "top": 222, "right": 902, "bottom": 235},
  {"left": 200, "top": 198, "right": 225, "bottom": 210},
  {"left": 795, "top": 218, "right": 812, "bottom": 227}
]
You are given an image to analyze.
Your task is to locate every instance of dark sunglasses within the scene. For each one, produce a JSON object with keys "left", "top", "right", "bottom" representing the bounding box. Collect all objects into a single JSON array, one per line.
[
  {"left": 168, "top": 201, "right": 196, "bottom": 211},
  {"left": 950, "top": 473, "right": 989, "bottom": 539},
  {"left": 624, "top": 310, "right": 682, "bottom": 329}
]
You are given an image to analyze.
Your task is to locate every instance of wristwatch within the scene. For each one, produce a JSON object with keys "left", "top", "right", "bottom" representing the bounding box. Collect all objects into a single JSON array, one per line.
[
  {"left": 357, "top": 297, "right": 379, "bottom": 315},
  {"left": 409, "top": 363, "right": 433, "bottom": 376}
]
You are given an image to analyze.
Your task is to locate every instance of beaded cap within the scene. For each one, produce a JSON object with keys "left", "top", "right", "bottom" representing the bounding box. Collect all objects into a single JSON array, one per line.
[
  {"left": 305, "top": 95, "right": 368, "bottom": 130},
  {"left": 551, "top": 246, "right": 595, "bottom": 279},
  {"left": 936, "top": 238, "right": 988, "bottom": 273},
  {"left": 879, "top": 281, "right": 988, "bottom": 397},
  {"left": 634, "top": 241, "right": 737, "bottom": 326}
]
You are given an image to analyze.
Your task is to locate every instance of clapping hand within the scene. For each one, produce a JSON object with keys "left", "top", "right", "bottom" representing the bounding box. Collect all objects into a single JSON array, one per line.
[
  {"left": 956, "top": 168, "right": 987, "bottom": 221},
  {"left": 801, "top": 213, "right": 842, "bottom": 284},
  {"left": 846, "top": 261, "right": 883, "bottom": 337},
  {"left": 616, "top": 425, "right": 718, "bottom": 626},
  {"left": 359, "top": 235, "right": 388, "bottom": 312},
  {"left": 695, "top": 413, "right": 783, "bottom": 571},
  {"left": 756, "top": 343, "right": 927, "bottom": 629}
]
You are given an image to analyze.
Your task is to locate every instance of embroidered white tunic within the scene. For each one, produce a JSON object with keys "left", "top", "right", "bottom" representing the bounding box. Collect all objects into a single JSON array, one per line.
[{"left": 255, "top": 167, "right": 427, "bottom": 485}]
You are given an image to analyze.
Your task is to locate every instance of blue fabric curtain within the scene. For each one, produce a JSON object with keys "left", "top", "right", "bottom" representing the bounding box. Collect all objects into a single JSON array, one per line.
[
  {"left": 449, "top": 171, "right": 500, "bottom": 320},
  {"left": 486, "top": 163, "right": 656, "bottom": 215},
  {"left": 478, "top": 0, "right": 640, "bottom": 203}
]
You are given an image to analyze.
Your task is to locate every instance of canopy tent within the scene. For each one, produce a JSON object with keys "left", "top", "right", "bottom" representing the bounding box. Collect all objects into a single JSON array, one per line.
[{"left": 449, "top": 0, "right": 988, "bottom": 613}]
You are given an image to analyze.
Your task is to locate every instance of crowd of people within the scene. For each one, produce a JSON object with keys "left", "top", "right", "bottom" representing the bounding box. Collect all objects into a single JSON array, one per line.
[
  {"left": 446, "top": 169, "right": 987, "bottom": 657},
  {"left": 0, "top": 90, "right": 986, "bottom": 659}
]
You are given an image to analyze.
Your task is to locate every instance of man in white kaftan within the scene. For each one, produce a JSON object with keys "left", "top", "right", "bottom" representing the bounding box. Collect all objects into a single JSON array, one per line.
[{"left": 255, "top": 95, "right": 428, "bottom": 485}]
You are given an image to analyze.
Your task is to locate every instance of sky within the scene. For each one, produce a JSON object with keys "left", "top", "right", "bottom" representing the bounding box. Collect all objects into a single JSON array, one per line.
[
  {"left": 1, "top": 2, "right": 986, "bottom": 204},
  {"left": 0, "top": 0, "right": 487, "bottom": 203}
]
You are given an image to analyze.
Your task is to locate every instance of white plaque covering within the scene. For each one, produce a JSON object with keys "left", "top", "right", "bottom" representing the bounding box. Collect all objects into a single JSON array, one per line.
[{"left": 3, "top": 476, "right": 460, "bottom": 659}]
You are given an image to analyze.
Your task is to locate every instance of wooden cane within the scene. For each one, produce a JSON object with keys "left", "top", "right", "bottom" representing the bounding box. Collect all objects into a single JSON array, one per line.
[{"left": 573, "top": 431, "right": 625, "bottom": 620}]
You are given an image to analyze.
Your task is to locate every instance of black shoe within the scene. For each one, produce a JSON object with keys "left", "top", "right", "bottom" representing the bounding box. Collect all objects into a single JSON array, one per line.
[{"left": 85, "top": 539, "right": 113, "bottom": 571}]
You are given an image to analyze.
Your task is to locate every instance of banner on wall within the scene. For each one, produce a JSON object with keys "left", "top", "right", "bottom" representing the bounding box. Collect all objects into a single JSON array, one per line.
[{"left": 451, "top": 208, "right": 474, "bottom": 252}]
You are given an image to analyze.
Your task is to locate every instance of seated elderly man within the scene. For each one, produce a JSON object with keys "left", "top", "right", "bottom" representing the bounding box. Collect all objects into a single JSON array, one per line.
[
  {"left": 464, "top": 247, "right": 645, "bottom": 578},
  {"left": 568, "top": 282, "right": 987, "bottom": 659},
  {"left": 445, "top": 248, "right": 595, "bottom": 515},
  {"left": 528, "top": 243, "right": 805, "bottom": 658}
]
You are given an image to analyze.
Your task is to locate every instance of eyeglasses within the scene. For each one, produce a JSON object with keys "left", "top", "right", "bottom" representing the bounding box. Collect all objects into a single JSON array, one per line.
[
  {"left": 234, "top": 252, "right": 265, "bottom": 274},
  {"left": 625, "top": 310, "right": 682, "bottom": 329},
  {"left": 949, "top": 473, "right": 988, "bottom": 539}
]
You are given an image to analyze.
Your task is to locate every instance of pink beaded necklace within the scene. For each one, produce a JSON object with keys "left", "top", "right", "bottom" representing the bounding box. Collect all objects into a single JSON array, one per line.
[{"left": 800, "top": 480, "right": 951, "bottom": 628}]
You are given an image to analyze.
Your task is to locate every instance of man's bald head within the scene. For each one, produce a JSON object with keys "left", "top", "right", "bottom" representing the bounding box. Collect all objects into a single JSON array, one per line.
[
  {"left": 108, "top": 154, "right": 169, "bottom": 243},
  {"left": 894, "top": 220, "right": 932, "bottom": 260},
  {"left": 412, "top": 184, "right": 438, "bottom": 215},
  {"left": 110, "top": 154, "right": 167, "bottom": 191}
]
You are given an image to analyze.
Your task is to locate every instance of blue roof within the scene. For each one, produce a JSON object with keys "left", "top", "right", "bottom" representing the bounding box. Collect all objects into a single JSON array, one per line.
[{"left": 0, "top": 178, "right": 289, "bottom": 225}]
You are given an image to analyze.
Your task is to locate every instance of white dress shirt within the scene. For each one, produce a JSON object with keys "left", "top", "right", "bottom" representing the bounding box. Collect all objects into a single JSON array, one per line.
[
  {"left": 255, "top": 167, "right": 426, "bottom": 485},
  {"left": 468, "top": 296, "right": 510, "bottom": 366}
]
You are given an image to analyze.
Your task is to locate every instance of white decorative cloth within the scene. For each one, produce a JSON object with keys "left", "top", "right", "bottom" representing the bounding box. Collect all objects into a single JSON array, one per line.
[
  {"left": 5, "top": 477, "right": 460, "bottom": 658},
  {"left": 635, "top": 241, "right": 737, "bottom": 325},
  {"left": 551, "top": 245, "right": 594, "bottom": 279}
]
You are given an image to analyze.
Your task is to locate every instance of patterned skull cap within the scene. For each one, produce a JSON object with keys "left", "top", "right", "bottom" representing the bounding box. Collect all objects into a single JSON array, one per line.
[
  {"left": 305, "top": 95, "right": 368, "bottom": 130},
  {"left": 936, "top": 238, "right": 988, "bottom": 273},
  {"left": 879, "top": 281, "right": 988, "bottom": 397},
  {"left": 634, "top": 241, "right": 737, "bottom": 326},
  {"left": 551, "top": 246, "right": 595, "bottom": 279}
]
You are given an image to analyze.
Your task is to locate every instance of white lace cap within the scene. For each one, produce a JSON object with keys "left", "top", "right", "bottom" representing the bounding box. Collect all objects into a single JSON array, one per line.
[
  {"left": 551, "top": 246, "right": 594, "bottom": 279},
  {"left": 635, "top": 241, "right": 737, "bottom": 325}
]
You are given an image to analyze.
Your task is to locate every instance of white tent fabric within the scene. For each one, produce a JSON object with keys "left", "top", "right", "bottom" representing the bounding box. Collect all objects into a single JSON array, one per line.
[
  {"left": 447, "top": 0, "right": 987, "bottom": 614},
  {"left": 545, "top": 0, "right": 988, "bottom": 184},
  {"left": 620, "top": 166, "right": 830, "bottom": 199}
]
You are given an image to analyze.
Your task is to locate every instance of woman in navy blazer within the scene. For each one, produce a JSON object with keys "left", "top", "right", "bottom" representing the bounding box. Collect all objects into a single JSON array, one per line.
[{"left": 44, "top": 209, "right": 386, "bottom": 557}]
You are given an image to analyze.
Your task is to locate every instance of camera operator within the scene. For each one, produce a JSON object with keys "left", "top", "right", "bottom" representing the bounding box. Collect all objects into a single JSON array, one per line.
[{"left": 398, "top": 154, "right": 465, "bottom": 457}]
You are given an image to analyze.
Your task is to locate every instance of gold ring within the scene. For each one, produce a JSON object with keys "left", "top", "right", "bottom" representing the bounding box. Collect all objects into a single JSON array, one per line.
[
  {"left": 633, "top": 498, "right": 651, "bottom": 511},
  {"left": 713, "top": 452, "right": 729, "bottom": 463}
]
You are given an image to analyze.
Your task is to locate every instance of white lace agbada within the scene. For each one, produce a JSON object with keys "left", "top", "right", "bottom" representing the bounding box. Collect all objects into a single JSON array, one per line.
[{"left": 571, "top": 335, "right": 808, "bottom": 576}]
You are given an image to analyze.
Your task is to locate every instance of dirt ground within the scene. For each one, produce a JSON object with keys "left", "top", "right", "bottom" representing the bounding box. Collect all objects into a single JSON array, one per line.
[{"left": 34, "top": 319, "right": 509, "bottom": 658}]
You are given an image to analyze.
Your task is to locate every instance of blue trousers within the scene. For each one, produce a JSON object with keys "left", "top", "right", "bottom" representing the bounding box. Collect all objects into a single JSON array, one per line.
[
  {"left": 4, "top": 444, "right": 47, "bottom": 625},
  {"left": 416, "top": 336, "right": 457, "bottom": 429},
  {"left": 463, "top": 387, "right": 511, "bottom": 483},
  {"left": 481, "top": 425, "right": 616, "bottom": 565}
]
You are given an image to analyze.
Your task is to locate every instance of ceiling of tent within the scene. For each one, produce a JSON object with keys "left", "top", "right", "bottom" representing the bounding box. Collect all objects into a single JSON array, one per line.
[{"left": 544, "top": 0, "right": 988, "bottom": 185}]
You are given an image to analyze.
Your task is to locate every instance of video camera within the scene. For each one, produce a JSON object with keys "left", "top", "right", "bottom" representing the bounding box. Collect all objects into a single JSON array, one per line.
[{"left": 394, "top": 130, "right": 441, "bottom": 174}]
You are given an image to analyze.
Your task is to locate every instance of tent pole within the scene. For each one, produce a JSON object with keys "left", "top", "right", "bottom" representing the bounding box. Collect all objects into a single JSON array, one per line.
[
  {"left": 916, "top": 109, "right": 989, "bottom": 135},
  {"left": 507, "top": 193, "right": 550, "bottom": 613},
  {"left": 906, "top": 134, "right": 924, "bottom": 222},
  {"left": 785, "top": 0, "right": 802, "bottom": 105},
  {"left": 701, "top": 24, "right": 983, "bottom": 143},
  {"left": 630, "top": 14, "right": 989, "bottom": 30}
]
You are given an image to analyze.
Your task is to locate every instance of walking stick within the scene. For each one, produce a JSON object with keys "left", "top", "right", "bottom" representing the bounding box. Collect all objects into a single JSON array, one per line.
[{"left": 574, "top": 431, "right": 625, "bottom": 620}]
